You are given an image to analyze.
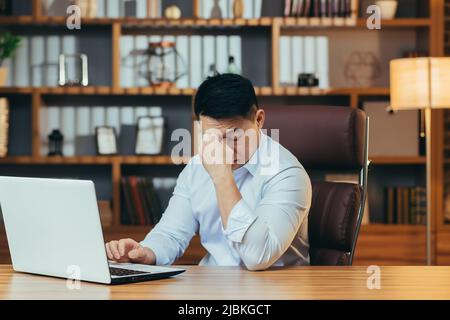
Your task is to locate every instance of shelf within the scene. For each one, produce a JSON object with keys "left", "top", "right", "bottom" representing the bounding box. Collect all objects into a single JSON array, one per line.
[
  {"left": 361, "top": 223, "right": 426, "bottom": 232},
  {"left": 0, "top": 16, "right": 431, "bottom": 28},
  {"left": 0, "top": 156, "right": 189, "bottom": 165},
  {"left": 370, "top": 156, "right": 426, "bottom": 165},
  {"left": 0, "top": 86, "right": 390, "bottom": 96}
]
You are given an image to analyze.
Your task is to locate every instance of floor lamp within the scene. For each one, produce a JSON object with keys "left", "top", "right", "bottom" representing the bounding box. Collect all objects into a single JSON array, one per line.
[{"left": 390, "top": 57, "right": 450, "bottom": 265}]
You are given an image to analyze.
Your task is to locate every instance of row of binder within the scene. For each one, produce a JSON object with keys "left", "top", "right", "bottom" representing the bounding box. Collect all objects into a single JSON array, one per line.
[
  {"left": 279, "top": 35, "right": 329, "bottom": 88},
  {"left": 121, "top": 35, "right": 242, "bottom": 88},
  {"left": 199, "top": 0, "right": 263, "bottom": 19},
  {"left": 3, "top": 35, "right": 78, "bottom": 87},
  {"left": 39, "top": 105, "right": 162, "bottom": 156}
]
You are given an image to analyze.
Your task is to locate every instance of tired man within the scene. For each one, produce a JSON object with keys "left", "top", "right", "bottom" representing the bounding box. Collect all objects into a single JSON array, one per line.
[{"left": 106, "top": 74, "right": 312, "bottom": 271}]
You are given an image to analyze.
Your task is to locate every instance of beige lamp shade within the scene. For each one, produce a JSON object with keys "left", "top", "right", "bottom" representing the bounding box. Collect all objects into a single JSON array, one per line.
[{"left": 390, "top": 57, "right": 450, "bottom": 110}]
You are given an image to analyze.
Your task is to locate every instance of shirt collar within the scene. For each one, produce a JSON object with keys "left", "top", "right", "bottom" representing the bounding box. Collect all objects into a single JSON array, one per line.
[{"left": 240, "top": 130, "right": 267, "bottom": 177}]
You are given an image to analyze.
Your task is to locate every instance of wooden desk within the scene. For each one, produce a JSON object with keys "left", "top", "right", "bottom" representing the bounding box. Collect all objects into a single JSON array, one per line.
[{"left": 1, "top": 265, "right": 450, "bottom": 299}]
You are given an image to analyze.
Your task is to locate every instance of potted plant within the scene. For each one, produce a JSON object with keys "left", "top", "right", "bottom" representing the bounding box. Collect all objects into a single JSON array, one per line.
[{"left": 0, "top": 31, "right": 21, "bottom": 86}]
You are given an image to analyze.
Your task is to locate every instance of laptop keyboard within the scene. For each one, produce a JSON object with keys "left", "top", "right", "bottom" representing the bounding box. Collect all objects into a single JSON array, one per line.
[{"left": 109, "top": 267, "right": 150, "bottom": 277}]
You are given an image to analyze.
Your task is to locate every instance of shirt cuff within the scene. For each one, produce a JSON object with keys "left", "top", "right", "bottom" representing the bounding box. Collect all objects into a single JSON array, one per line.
[
  {"left": 223, "top": 199, "right": 258, "bottom": 243},
  {"left": 140, "top": 235, "right": 170, "bottom": 266}
]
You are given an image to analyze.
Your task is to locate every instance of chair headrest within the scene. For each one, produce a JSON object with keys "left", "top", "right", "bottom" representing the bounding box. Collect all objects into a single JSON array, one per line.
[{"left": 263, "top": 106, "right": 367, "bottom": 170}]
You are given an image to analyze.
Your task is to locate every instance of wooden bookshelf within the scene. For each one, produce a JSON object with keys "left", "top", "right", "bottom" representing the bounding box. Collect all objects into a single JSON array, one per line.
[{"left": 0, "top": 0, "right": 446, "bottom": 266}]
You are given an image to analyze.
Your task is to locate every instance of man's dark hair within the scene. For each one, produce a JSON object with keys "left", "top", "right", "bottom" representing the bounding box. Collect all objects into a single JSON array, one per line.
[{"left": 194, "top": 73, "right": 259, "bottom": 120}]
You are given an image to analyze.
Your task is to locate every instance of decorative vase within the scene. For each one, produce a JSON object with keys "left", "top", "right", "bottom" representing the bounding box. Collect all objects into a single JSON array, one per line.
[
  {"left": 0, "top": 67, "right": 7, "bottom": 86},
  {"left": 210, "top": 0, "right": 222, "bottom": 19},
  {"left": 233, "top": 0, "right": 244, "bottom": 18},
  {"left": 375, "top": 0, "right": 398, "bottom": 19}
]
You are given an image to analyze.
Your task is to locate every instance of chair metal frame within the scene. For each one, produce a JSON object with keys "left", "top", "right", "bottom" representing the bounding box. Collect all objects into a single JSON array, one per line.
[{"left": 348, "top": 116, "right": 370, "bottom": 265}]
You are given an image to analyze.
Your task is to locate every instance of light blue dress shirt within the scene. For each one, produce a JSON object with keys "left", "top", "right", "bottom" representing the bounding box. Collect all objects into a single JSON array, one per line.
[{"left": 141, "top": 132, "right": 312, "bottom": 270}]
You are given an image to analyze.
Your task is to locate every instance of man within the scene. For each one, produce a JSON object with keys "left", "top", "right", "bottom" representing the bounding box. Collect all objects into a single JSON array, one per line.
[{"left": 105, "top": 74, "right": 312, "bottom": 271}]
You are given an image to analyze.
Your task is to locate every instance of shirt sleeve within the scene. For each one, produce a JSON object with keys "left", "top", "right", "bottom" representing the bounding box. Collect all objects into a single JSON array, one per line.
[
  {"left": 140, "top": 165, "right": 199, "bottom": 265},
  {"left": 223, "top": 166, "right": 312, "bottom": 271}
]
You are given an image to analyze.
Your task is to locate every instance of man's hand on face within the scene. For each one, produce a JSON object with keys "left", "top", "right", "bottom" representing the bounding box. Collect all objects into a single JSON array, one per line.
[
  {"left": 201, "top": 131, "right": 234, "bottom": 185},
  {"left": 105, "top": 238, "right": 156, "bottom": 265}
]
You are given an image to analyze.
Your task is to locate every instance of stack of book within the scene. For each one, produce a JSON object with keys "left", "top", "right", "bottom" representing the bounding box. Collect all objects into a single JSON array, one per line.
[
  {"left": 121, "top": 34, "right": 242, "bottom": 89},
  {"left": 384, "top": 186, "right": 427, "bottom": 225},
  {"left": 0, "top": 98, "right": 9, "bottom": 158},
  {"left": 284, "top": 0, "right": 355, "bottom": 17},
  {"left": 121, "top": 176, "right": 162, "bottom": 225},
  {"left": 199, "top": 0, "right": 263, "bottom": 19}
]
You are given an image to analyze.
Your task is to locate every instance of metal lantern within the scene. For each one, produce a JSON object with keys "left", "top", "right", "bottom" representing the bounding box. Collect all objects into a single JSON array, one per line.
[
  {"left": 138, "top": 41, "right": 186, "bottom": 87},
  {"left": 48, "top": 129, "right": 63, "bottom": 156}
]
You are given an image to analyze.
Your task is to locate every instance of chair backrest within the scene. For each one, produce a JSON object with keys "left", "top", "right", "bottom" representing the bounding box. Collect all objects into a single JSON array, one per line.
[{"left": 263, "top": 106, "right": 368, "bottom": 265}]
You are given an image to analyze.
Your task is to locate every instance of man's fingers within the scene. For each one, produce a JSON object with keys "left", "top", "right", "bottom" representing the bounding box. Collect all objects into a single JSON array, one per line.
[
  {"left": 105, "top": 242, "right": 113, "bottom": 260},
  {"left": 109, "top": 240, "right": 121, "bottom": 260},
  {"left": 118, "top": 238, "right": 134, "bottom": 256},
  {"left": 128, "top": 246, "right": 145, "bottom": 261}
]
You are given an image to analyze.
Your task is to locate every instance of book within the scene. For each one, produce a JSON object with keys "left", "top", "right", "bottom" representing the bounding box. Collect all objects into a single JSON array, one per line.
[
  {"left": 106, "top": 0, "right": 120, "bottom": 17},
  {"left": 254, "top": 0, "right": 262, "bottom": 18},
  {"left": 228, "top": 35, "right": 242, "bottom": 75},
  {"left": 120, "top": 35, "right": 135, "bottom": 88},
  {"left": 215, "top": 35, "right": 228, "bottom": 74},
  {"left": 134, "top": 35, "right": 148, "bottom": 87},
  {"left": 175, "top": 35, "right": 189, "bottom": 88},
  {"left": 61, "top": 106, "right": 76, "bottom": 156},
  {"left": 75, "top": 105, "right": 95, "bottom": 156},
  {"left": 284, "top": 0, "right": 292, "bottom": 17},
  {"left": 91, "top": 106, "right": 106, "bottom": 133},
  {"left": 291, "top": 36, "right": 304, "bottom": 85},
  {"left": 315, "top": 36, "right": 329, "bottom": 88},
  {"left": 243, "top": 0, "right": 253, "bottom": 18},
  {"left": 30, "top": 35, "right": 45, "bottom": 87},
  {"left": 106, "top": 106, "right": 121, "bottom": 134},
  {"left": 279, "top": 36, "right": 291, "bottom": 86},
  {"left": 45, "top": 35, "right": 60, "bottom": 86},
  {"left": 97, "top": 0, "right": 106, "bottom": 17},
  {"left": 14, "top": 35, "right": 29, "bottom": 86},
  {"left": 0, "top": 98, "right": 9, "bottom": 158},
  {"left": 303, "top": 36, "right": 316, "bottom": 74},
  {"left": 189, "top": 35, "right": 202, "bottom": 88},
  {"left": 61, "top": 35, "right": 78, "bottom": 85},
  {"left": 202, "top": 35, "right": 216, "bottom": 79}
]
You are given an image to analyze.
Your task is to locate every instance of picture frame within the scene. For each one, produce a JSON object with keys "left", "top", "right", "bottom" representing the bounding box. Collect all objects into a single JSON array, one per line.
[{"left": 96, "top": 126, "right": 118, "bottom": 155}]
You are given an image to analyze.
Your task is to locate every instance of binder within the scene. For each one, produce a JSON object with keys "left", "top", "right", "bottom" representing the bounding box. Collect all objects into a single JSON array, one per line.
[
  {"left": 106, "top": 106, "right": 121, "bottom": 134},
  {"left": 243, "top": 0, "right": 253, "bottom": 18},
  {"left": 91, "top": 106, "right": 106, "bottom": 133},
  {"left": 61, "top": 35, "right": 78, "bottom": 85},
  {"left": 215, "top": 35, "right": 228, "bottom": 74},
  {"left": 228, "top": 35, "right": 242, "bottom": 75},
  {"left": 279, "top": 36, "right": 291, "bottom": 86},
  {"left": 291, "top": 36, "right": 304, "bottom": 85},
  {"left": 175, "top": 35, "right": 189, "bottom": 88},
  {"left": 61, "top": 106, "right": 76, "bottom": 156},
  {"left": 97, "top": 0, "right": 105, "bottom": 17},
  {"left": 163, "top": 35, "right": 176, "bottom": 86},
  {"left": 45, "top": 35, "right": 60, "bottom": 87},
  {"left": 202, "top": 35, "right": 215, "bottom": 79},
  {"left": 254, "top": 0, "right": 263, "bottom": 18},
  {"left": 135, "top": 35, "right": 149, "bottom": 87},
  {"left": 120, "top": 35, "right": 135, "bottom": 88},
  {"left": 106, "top": 0, "right": 120, "bottom": 17},
  {"left": 315, "top": 36, "right": 329, "bottom": 88},
  {"left": 136, "top": 0, "right": 146, "bottom": 18},
  {"left": 303, "top": 36, "right": 316, "bottom": 74},
  {"left": 13, "top": 36, "right": 29, "bottom": 86},
  {"left": 31, "top": 36, "right": 45, "bottom": 87},
  {"left": 189, "top": 36, "right": 202, "bottom": 88}
]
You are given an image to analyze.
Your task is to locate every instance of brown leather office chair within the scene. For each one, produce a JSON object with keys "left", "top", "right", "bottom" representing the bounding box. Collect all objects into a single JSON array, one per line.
[{"left": 263, "top": 106, "right": 369, "bottom": 266}]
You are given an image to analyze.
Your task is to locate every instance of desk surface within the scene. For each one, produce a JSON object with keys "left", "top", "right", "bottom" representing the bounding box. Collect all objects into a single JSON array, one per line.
[{"left": 1, "top": 265, "right": 450, "bottom": 300}]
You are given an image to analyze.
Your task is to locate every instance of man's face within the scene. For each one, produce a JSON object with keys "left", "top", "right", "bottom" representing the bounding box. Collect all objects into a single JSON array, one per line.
[{"left": 199, "top": 109, "right": 265, "bottom": 170}]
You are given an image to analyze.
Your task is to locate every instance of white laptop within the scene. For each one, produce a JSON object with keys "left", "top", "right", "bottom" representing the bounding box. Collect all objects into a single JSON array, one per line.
[{"left": 0, "top": 176, "right": 185, "bottom": 284}]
